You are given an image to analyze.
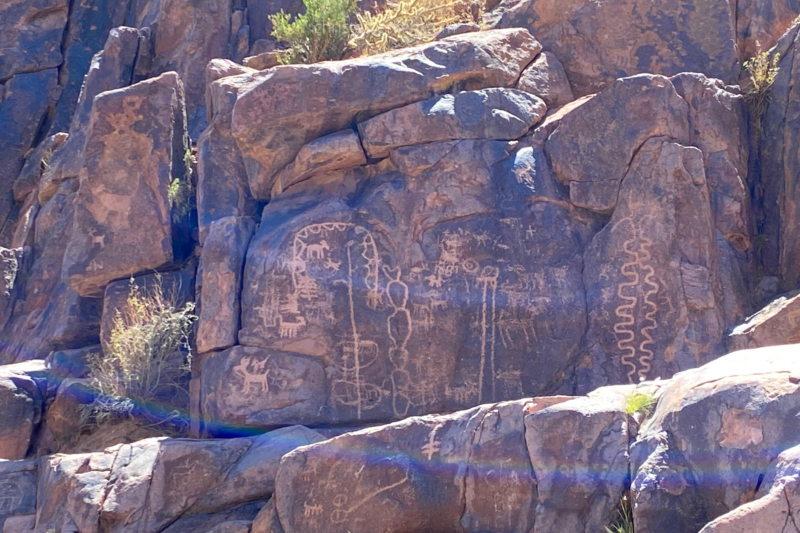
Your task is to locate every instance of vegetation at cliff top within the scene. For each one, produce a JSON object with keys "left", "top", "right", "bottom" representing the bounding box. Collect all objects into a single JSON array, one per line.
[
  {"left": 85, "top": 276, "right": 196, "bottom": 427},
  {"left": 271, "top": 0, "right": 483, "bottom": 63},
  {"left": 743, "top": 46, "right": 781, "bottom": 138}
]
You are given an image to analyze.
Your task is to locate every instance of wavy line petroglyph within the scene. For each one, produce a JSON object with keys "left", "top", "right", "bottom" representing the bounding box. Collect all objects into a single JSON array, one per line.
[
  {"left": 328, "top": 467, "right": 411, "bottom": 524},
  {"left": 613, "top": 218, "right": 661, "bottom": 383}
]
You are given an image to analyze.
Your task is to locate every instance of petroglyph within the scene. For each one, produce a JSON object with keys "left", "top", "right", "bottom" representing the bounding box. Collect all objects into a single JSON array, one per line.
[
  {"left": 328, "top": 468, "right": 410, "bottom": 524},
  {"left": 421, "top": 424, "right": 444, "bottom": 460},
  {"left": 0, "top": 483, "right": 22, "bottom": 513},
  {"left": 477, "top": 265, "right": 500, "bottom": 403},
  {"left": 614, "top": 218, "right": 661, "bottom": 383},
  {"left": 87, "top": 259, "right": 103, "bottom": 272},
  {"left": 788, "top": 308, "right": 800, "bottom": 343},
  {"left": 89, "top": 228, "right": 106, "bottom": 248},
  {"left": 232, "top": 355, "right": 271, "bottom": 394},
  {"left": 303, "top": 503, "right": 323, "bottom": 517},
  {"left": 385, "top": 265, "right": 413, "bottom": 417},
  {"left": 278, "top": 315, "right": 307, "bottom": 338}
]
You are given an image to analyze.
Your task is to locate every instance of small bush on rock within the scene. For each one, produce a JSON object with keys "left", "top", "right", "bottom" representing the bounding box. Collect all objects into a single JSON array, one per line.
[
  {"left": 743, "top": 46, "right": 780, "bottom": 138},
  {"left": 349, "top": 0, "right": 482, "bottom": 56},
  {"left": 270, "top": 0, "right": 358, "bottom": 64},
  {"left": 625, "top": 391, "right": 655, "bottom": 415},
  {"left": 86, "top": 276, "right": 196, "bottom": 426},
  {"left": 605, "top": 493, "right": 634, "bottom": 533}
]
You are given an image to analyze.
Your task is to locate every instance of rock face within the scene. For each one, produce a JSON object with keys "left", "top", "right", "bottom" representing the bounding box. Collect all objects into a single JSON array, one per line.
[
  {"left": 0, "top": 0, "right": 68, "bottom": 80},
  {"left": 0, "top": 362, "right": 48, "bottom": 460},
  {"left": 516, "top": 51, "right": 574, "bottom": 108},
  {"left": 61, "top": 72, "right": 189, "bottom": 297},
  {"left": 0, "top": 460, "right": 37, "bottom": 531},
  {"left": 631, "top": 345, "right": 800, "bottom": 532},
  {"left": 230, "top": 29, "right": 543, "bottom": 199},
  {"left": 729, "top": 290, "right": 800, "bottom": 350}
]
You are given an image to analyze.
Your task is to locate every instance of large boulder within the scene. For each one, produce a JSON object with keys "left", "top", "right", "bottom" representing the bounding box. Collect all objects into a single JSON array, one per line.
[
  {"left": 61, "top": 72, "right": 189, "bottom": 297},
  {"left": 516, "top": 51, "right": 575, "bottom": 108},
  {"left": 230, "top": 28, "right": 543, "bottom": 199},
  {"left": 631, "top": 345, "right": 800, "bottom": 533},
  {"left": 699, "top": 444, "right": 800, "bottom": 533},
  {"left": 729, "top": 291, "right": 800, "bottom": 350},
  {"left": 492, "top": 0, "right": 740, "bottom": 96},
  {"left": 0, "top": 0, "right": 68, "bottom": 80},
  {"left": 0, "top": 361, "right": 49, "bottom": 460}
]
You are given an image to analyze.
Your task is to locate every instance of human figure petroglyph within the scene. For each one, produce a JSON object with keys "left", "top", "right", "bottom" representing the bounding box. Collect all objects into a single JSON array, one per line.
[
  {"left": 88, "top": 228, "right": 106, "bottom": 248},
  {"left": 384, "top": 265, "right": 414, "bottom": 417},
  {"left": 613, "top": 218, "right": 661, "bottom": 383},
  {"left": 233, "top": 355, "right": 271, "bottom": 393},
  {"left": 87, "top": 259, "right": 103, "bottom": 272},
  {"left": 498, "top": 310, "right": 538, "bottom": 349}
]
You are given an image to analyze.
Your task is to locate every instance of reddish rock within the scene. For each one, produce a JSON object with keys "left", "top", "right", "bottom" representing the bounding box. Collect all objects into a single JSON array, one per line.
[
  {"left": 61, "top": 72, "right": 189, "bottom": 297},
  {"left": 0, "top": 0, "right": 68, "bottom": 80},
  {"left": 243, "top": 51, "right": 282, "bottom": 71},
  {"left": 0, "top": 362, "right": 48, "bottom": 460},
  {"left": 516, "top": 51, "right": 574, "bottom": 108},
  {"left": 736, "top": 0, "right": 800, "bottom": 59},
  {"left": 231, "top": 28, "right": 543, "bottom": 198},
  {"left": 0, "top": 70, "right": 60, "bottom": 245},
  {"left": 0, "top": 248, "right": 21, "bottom": 332},
  {"left": 271, "top": 130, "right": 367, "bottom": 197},
  {"left": 198, "top": 64, "right": 259, "bottom": 244},
  {"left": 201, "top": 346, "right": 327, "bottom": 432},
  {"left": 39, "top": 378, "right": 95, "bottom": 454},
  {"left": 0, "top": 460, "right": 37, "bottom": 532},
  {"left": 526, "top": 386, "right": 631, "bottom": 533},
  {"left": 12, "top": 133, "right": 67, "bottom": 208},
  {"left": 729, "top": 290, "right": 800, "bottom": 350},
  {"left": 582, "top": 138, "right": 726, "bottom": 388},
  {"left": 41, "top": 27, "right": 147, "bottom": 204},
  {"left": 493, "top": 0, "right": 739, "bottom": 96},
  {"left": 631, "top": 345, "right": 800, "bottom": 533},
  {"left": 197, "top": 217, "right": 256, "bottom": 353},
  {"left": 435, "top": 22, "right": 481, "bottom": 40},
  {"left": 699, "top": 444, "right": 800, "bottom": 533},
  {"left": 358, "top": 88, "right": 546, "bottom": 159}
]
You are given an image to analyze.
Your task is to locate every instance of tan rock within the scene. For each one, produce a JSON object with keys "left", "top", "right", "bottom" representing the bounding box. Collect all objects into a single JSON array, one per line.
[
  {"left": 631, "top": 345, "right": 800, "bottom": 532},
  {"left": 230, "top": 28, "right": 543, "bottom": 198},
  {"left": 61, "top": 72, "right": 189, "bottom": 297},
  {"left": 729, "top": 290, "right": 800, "bottom": 350},
  {"left": 0, "top": 361, "right": 48, "bottom": 460},
  {"left": 516, "top": 51, "right": 574, "bottom": 108},
  {"left": 271, "top": 130, "right": 367, "bottom": 197},
  {"left": 243, "top": 51, "right": 282, "bottom": 71},
  {"left": 358, "top": 88, "right": 546, "bottom": 159},
  {"left": 493, "top": 0, "right": 739, "bottom": 96},
  {"left": 197, "top": 217, "right": 256, "bottom": 354}
]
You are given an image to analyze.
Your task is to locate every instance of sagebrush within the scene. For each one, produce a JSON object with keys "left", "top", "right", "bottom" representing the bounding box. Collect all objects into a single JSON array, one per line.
[
  {"left": 625, "top": 391, "right": 655, "bottom": 415},
  {"left": 350, "top": 0, "right": 482, "bottom": 56},
  {"left": 270, "top": 0, "right": 358, "bottom": 64},
  {"left": 86, "top": 276, "right": 196, "bottom": 425}
]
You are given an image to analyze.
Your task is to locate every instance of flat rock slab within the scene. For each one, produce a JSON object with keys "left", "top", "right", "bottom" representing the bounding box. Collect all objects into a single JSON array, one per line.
[
  {"left": 729, "top": 290, "right": 800, "bottom": 350},
  {"left": 230, "top": 28, "right": 542, "bottom": 199},
  {"left": 61, "top": 72, "right": 188, "bottom": 297},
  {"left": 358, "top": 88, "right": 546, "bottom": 159}
]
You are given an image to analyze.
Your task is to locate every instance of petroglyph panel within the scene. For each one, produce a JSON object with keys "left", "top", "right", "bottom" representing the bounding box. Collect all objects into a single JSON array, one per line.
[
  {"left": 201, "top": 346, "right": 327, "bottom": 432},
  {"left": 0, "top": 470, "right": 36, "bottom": 519},
  {"left": 582, "top": 139, "right": 727, "bottom": 390}
]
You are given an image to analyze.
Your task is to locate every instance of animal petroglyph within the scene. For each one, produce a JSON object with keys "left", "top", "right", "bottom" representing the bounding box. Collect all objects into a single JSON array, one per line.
[
  {"left": 89, "top": 228, "right": 106, "bottom": 248},
  {"left": 278, "top": 315, "right": 307, "bottom": 338},
  {"left": 232, "top": 355, "right": 271, "bottom": 394},
  {"left": 613, "top": 218, "right": 660, "bottom": 383},
  {"left": 303, "top": 503, "right": 323, "bottom": 517}
]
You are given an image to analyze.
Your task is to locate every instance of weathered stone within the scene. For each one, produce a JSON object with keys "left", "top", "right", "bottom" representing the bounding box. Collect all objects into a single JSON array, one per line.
[
  {"left": 41, "top": 27, "right": 145, "bottom": 204},
  {"left": 231, "top": 28, "right": 543, "bottom": 198},
  {"left": 161, "top": 503, "right": 264, "bottom": 533},
  {"left": 40, "top": 378, "right": 95, "bottom": 454},
  {"left": 526, "top": 386, "right": 631, "bottom": 533},
  {"left": 62, "top": 72, "right": 189, "bottom": 297},
  {"left": 581, "top": 138, "right": 726, "bottom": 389},
  {"left": 46, "top": 345, "right": 100, "bottom": 381},
  {"left": 516, "top": 51, "right": 574, "bottom": 108},
  {"left": 435, "top": 22, "right": 481, "bottom": 40},
  {"left": 47, "top": 0, "right": 135, "bottom": 135},
  {"left": 0, "top": 248, "right": 21, "bottom": 332},
  {"left": 201, "top": 346, "right": 328, "bottom": 433},
  {"left": 142, "top": 0, "right": 234, "bottom": 137},
  {"left": 191, "top": 426, "right": 326, "bottom": 510},
  {"left": 100, "top": 267, "right": 196, "bottom": 356},
  {"left": 243, "top": 51, "right": 282, "bottom": 71},
  {"left": 251, "top": 499, "right": 282, "bottom": 533},
  {"left": 729, "top": 290, "right": 800, "bottom": 350},
  {"left": 274, "top": 406, "right": 490, "bottom": 533},
  {"left": 546, "top": 75, "right": 690, "bottom": 213},
  {"left": 236, "top": 138, "right": 594, "bottom": 425},
  {"left": 0, "top": 0, "right": 68, "bottom": 80},
  {"left": 271, "top": 130, "right": 367, "bottom": 197},
  {"left": 198, "top": 217, "right": 256, "bottom": 353},
  {"left": 0, "top": 460, "right": 37, "bottom": 532},
  {"left": 759, "top": 26, "right": 800, "bottom": 291},
  {"left": 493, "top": 0, "right": 739, "bottom": 96},
  {"left": 247, "top": 0, "right": 305, "bottom": 44},
  {"left": 0, "top": 362, "right": 48, "bottom": 460},
  {"left": 13, "top": 133, "right": 67, "bottom": 206},
  {"left": 0, "top": 70, "right": 60, "bottom": 244},
  {"left": 698, "top": 444, "right": 800, "bottom": 533},
  {"left": 631, "top": 345, "right": 800, "bottom": 533},
  {"left": 198, "top": 65, "right": 259, "bottom": 244},
  {"left": 358, "top": 88, "right": 546, "bottom": 159},
  {"left": 207, "top": 520, "right": 253, "bottom": 533},
  {"left": 736, "top": 0, "right": 800, "bottom": 59}
]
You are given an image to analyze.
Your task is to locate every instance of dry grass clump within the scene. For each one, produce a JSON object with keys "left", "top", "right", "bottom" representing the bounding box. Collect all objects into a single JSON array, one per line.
[
  {"left": 743, "top": 46, "right": 781, "bottom": 138},
  {"left": 605, "top": 493, "right": 634, "bottom": 533},
  {"left": 349, "top": 0, "right": 482, "bottom": 56},
  {"left": 86, "top": 277, "right": 196, "bottom": 426},
  {"left": 270, "top": 0, "right": 358, "bottom": 64}
]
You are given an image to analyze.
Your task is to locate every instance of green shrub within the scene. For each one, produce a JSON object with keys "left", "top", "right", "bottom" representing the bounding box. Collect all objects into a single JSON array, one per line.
[
  {"left": 86, "top": 276, "right": 196, "bottom": 426},
  {"left": 168, "top": 148, "right": 195, "bottom": 222},
  {"left": 270, "top": 0, "right": 358, "bottom": 64},
  {"left": 606, "top": 493, "right": 634, "bottom": 533},
  {"left": 625, "top": 391, "right": 655, "bottom": 415},
  {"left": 743, "top": 46, "right": 780, "bottom": 138}
]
